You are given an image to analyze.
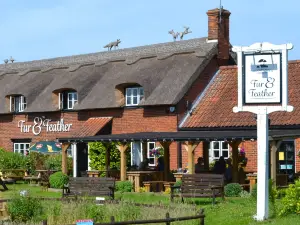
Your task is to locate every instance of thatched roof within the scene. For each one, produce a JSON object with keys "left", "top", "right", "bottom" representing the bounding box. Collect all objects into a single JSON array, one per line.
[{"left": 0, "top": 38, "right": 217, "bottom": 113}]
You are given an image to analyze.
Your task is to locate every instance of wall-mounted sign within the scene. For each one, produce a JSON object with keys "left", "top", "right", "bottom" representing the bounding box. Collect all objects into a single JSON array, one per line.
[
  {"left": 18, "top": 117, "right": 72, "bottom": 136},
  {"left": 244, "top": 53, "right": 281, "bottom": 104}
]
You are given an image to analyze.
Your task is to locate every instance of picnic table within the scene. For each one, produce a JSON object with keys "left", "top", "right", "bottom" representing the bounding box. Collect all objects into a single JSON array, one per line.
[{"left": 0, "top": 169, "right": 27, "bottom": 182}]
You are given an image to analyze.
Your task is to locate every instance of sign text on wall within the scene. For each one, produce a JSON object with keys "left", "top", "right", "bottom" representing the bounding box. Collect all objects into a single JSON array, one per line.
[{"left": 18, "top": 117, "right": 72, "bottom": 136}]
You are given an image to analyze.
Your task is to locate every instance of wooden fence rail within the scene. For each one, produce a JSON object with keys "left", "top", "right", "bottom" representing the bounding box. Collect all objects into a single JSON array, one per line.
[{"left": 63, "top": 209, "right": 205, "bottom": 225}]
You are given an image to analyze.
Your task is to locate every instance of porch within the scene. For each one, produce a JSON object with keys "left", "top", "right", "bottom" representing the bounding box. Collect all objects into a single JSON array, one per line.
[{"left": 59, "top": 129, "right": 300, "bottom": 192}]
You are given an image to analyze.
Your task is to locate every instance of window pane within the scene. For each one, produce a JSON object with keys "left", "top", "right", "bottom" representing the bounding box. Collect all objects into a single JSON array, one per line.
[
  {"left": 214, "top": 150, "right": 219, "bottom": 158},
  {"left": 222, "top": 151, "right": 229, "bottom": 158},
  {"left": 139, "top": 88, "right": 144, "bottom": 96},
  {"left": 26, "top": 144, "right": 30, "bottom": 149},
  {"left": 73, "top": 93, "right": 78, "bottom": 101},
  {"left": 126, "top": 97, "right": 131, "bottom": 105},
  {"left": 148, "top": 143, "right": 155, "bottom": 150},
  {"left": 126, "top": 88, "right": 132, "bottom": 96},
  {"left": 20, "top": 144, "right": 24, "bottom": 150},
  {"left": 222, "top": 142, "right": 228, "bottom": 150},
  {"left": 213, "top": 142, "right": 219, "bottom": 150},
  {"left": 15, "top": 97, "right": 20, "bottom": 112},
  {"left": 133, "top": 96, "right": 138, "bottom": 105},
  {"left": 133, "top": 88, "right": 138, "bottom": 96}
]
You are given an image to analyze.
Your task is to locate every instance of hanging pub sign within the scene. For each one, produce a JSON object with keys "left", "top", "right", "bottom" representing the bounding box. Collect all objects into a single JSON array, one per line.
[
  {"left": 244, "top": 53, "right": 281, "bottom": 104},
  {"left": 18, "top": 117, "right": 73, "bottom": 136}
]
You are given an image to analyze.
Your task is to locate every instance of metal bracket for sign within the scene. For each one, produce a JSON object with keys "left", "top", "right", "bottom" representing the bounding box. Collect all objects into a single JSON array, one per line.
[{"left": 232, "top": 42, "right": 293, "bottom": 221}]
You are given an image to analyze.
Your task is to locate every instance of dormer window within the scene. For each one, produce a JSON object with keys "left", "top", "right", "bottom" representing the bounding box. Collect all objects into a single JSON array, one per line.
[
  {"left": 10, "top": 95, "right": 27, "bottom": 112},
  {"left": 126, "top": 87, "right": 144, "bottom": 106},
  {"left": 59, "top": 91, "right": 78, "bottom": 110}
]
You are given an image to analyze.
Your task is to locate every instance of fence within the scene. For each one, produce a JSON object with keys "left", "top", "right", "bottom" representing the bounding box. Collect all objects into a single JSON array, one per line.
[{"left": 40, "top": 209, "right": 205, "bottom": 225}]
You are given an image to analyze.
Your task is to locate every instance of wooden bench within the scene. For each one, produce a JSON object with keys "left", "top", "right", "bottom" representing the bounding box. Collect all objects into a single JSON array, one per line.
[
  {"left": 63, "top": 177, "right": 115, "bottom": 199},
  {"left": 171, "top": 174, "right": 225, "bottom": 204}
]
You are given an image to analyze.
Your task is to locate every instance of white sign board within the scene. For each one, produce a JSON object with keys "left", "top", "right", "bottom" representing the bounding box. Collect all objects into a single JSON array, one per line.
[
  {"left": 18, "top": 117, "right": 72, "bottom": 136},
  {"left": 244, "top": 53, "right": 281, "bottom": 104}
]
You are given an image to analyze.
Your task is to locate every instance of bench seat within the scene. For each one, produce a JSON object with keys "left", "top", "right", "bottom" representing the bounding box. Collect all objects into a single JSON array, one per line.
[
  {"left": 171, "top": 173, "right": 225, "bottom": 204},
  {"left": 63, "top": 177, "right": 115, "bottom": 199}
]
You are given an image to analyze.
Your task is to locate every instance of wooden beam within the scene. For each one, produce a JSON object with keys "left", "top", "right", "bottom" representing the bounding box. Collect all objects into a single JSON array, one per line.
[
  {"left": 159, "top": 142, "right": 172, "bottom": 181},
  {"left": 183, "top": 141, "right": 199, "bottom": 174},
  {"left": 62, "top": 143, "right": 71, "bottom": 174},
  {"left": 117, "top": 144, "right": 128, "bottom": 181},
  {"left": 142, "top": 142, "right": 148, "bottom": 163},
  {"left": 203, "top": 141, "right": 210, "bottom": 170},
  {"left": 229, "top": 141, "right": 241, "bottom": 183}
]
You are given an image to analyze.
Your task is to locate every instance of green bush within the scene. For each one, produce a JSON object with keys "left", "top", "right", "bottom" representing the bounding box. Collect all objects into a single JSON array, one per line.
[
  {"left": 49, "top": 171, "right": 69, "bottom": 189},
  {"left": 116, "top": 181, "right": 133, "bottom": 193},
  {"left": 174, "top": 180, "right": 182, "bottom": 187},
  {"left": 7, "top": 195, "right": 44, "bottom": 223},
  {"left": 89, "top": 142, "right": 130, "bottom": 172},
  {"left": 224, "top": 183, "right": 242, "bottom": 197},
  {"left": 279, "top": 179, "right": 300, "bottom": 216},
  {"left": 0, "top": 148, "right": 27, "bottom": 170},
  {"left": 239, "top": 190, "right": 251, "bottom": 198},
  {"left": 251, "top": 179, "right": 275, "bottom": 200}
]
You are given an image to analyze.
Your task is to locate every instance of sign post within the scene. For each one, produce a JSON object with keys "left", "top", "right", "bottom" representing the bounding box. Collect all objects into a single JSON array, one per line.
[{"left": 232, "top": 42, "right": 293, "bottom": 221}]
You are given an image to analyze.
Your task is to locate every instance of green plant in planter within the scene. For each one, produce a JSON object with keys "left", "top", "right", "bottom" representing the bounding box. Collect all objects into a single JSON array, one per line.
[
  {"left": 49, "top": 171, "right": 69, "bottom": 189},
  {"left": 224, "top": 183, "right": 242, "bottom": 197}
]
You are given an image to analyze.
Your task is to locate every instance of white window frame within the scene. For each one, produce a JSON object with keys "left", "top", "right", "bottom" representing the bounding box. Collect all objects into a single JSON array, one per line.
[
  {"left": 147, "top": 142, "right": 156, "bottom": 166},
  {"left": 10, "top": 95, "right": 26, "bottom": 112},
  {"left": 210, "top": 141, "right": 230, "bottom": 160},
  {"left": 59, "top": 91, "right": 78, "bottom": 110},
  {"left": 125, "top": 87, "right": 144, "bottom": 106},
  {"left": 14, "top": 143, "right": 30, "bottom": 155}
]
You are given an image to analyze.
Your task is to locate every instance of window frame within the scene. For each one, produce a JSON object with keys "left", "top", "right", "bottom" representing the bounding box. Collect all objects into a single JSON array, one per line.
[
  {"left": 10, "top": 95, "right": 27, "bottom": 113},
  {"left": 59, "top": 91, "right": 78, "bottom": 110},
  {"left": 147, "top": 142, "right": 156, "bottom": 166},
  {"left": 13, "top": 142, "right": 30, "bottom": 155},
  {"left": 211, "top": 141, "right": 230, "bottom": 159},
  {"left": 125, "top": 87, "right": 144, "bottom": 106}
]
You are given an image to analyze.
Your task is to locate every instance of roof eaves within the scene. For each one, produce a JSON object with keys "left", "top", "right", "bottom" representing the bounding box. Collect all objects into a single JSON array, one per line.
[{"left": 178, "top": 68, "right": 221, "bottom": 128}]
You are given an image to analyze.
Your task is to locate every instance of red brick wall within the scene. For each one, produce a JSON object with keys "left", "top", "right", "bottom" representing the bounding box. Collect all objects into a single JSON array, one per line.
[{"left": 294, "top": 139, "right": 300, "bottom": 172}]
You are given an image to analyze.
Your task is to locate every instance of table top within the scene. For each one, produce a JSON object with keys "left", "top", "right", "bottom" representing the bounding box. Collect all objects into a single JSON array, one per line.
[{"left": 35, "top": 170, "right": 58, "bottom": 172}]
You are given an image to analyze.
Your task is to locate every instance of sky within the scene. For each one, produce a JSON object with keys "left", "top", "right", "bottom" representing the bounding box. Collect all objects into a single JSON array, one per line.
[{"left": 0, "top": 0, "right": 299, "bottom": 63}]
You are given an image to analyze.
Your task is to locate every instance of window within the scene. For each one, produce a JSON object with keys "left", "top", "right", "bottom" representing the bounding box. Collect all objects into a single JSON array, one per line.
[
  {"left": 59, "top": 91, "right": 78, "bottom": 110},
  {"left": 147, "top": 142, "right": 156, "bottom": 166},
  {"left": 211, "top": 141, "right": 229, "bottom": 159},
  {"left": 10, "top": 95, "right": 27, "bottom": 112},
  {"left": 14, "top": 143, "right": 30, "bottom": 155},
  {"left": 126, "top": 87, "right": 144, "bottom": 106}
]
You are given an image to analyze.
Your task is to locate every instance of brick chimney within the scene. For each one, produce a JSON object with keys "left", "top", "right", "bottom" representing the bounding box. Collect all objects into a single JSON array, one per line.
[{"left": 207, "top": 8, "right": 231, "bottom": 65}]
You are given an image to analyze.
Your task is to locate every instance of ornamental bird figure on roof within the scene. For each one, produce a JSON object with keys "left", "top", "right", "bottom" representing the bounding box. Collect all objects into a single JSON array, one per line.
[{"left": 104, "top": 39, "right": 121, "bottom": 51}]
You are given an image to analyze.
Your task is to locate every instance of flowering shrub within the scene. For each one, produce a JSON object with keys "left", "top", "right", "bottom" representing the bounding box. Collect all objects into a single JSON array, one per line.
[
  {"left": 149, "top": 147, "right": 164, "bottom": 157},
  {"left": 238, "top": 147, "right": 248, "bottom": 167},
  {"left": 279, "top": 179, "right": 300, "bottom": 215}
]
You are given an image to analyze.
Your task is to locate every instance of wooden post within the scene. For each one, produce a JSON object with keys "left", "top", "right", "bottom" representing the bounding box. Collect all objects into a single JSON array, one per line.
[
  {"left": 142, "top": 142, "right": 148, "bottom": 163},
  {"left": 229, "top": 141, "right": 241, "bottom": 183},
  {"left": 62, "top": 143, "right": 71, "bottom": 175},
  {"left": 183, "top": 141, "right": 199, "bottom": 174},
  {"left": 117, "top": 144, "right": 128, "bottom": 181},
  {"left": 270, "top": 140, "right": 281, "bottom": 186},
  {"left": 105, "top": 143, "right": 111, "bottom": 173},
  {"left": 160, "top": 142, "right": 171, "bottom": 181},
  {"left": 203, "top": 141, "right": 210, "bottom": 170}
]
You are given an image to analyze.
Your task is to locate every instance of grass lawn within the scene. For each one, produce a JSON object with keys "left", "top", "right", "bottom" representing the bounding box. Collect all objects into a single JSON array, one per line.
[
  {"left": 1, "top": 184, "right": 299, "bottom": 224},
  {"left": 0, "top": 183, "right": 61, "bottom": 198}
]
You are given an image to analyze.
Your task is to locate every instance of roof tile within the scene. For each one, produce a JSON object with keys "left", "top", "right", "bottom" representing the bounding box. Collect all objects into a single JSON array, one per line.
[
  {"left": 183, "top": 62, "right": 300, "bottom": 128},
  {"left": 71, "top": 117, "right": 112, "bottom": 137}
]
